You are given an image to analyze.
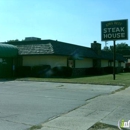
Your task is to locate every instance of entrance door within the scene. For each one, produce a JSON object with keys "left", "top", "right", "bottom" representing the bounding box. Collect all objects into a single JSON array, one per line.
[{"left": 0, "top": 58, "right": 13, "bottom": 78}]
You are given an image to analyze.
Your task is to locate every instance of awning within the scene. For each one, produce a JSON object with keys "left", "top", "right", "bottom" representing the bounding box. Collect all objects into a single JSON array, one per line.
[{"left": 0, "top": 43, "right": 18, "bottom": 57}]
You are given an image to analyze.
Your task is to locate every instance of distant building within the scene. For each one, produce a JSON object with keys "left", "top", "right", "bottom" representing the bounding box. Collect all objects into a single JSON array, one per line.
[
  {"left": 25, "top": 37, "right": 41, "bottom": 41},
  {"left": 0, "top": 37, "right": 126, "bottom": 78},
  {"left": 8, "top": 39, "right": 125, "bottom": 77}
]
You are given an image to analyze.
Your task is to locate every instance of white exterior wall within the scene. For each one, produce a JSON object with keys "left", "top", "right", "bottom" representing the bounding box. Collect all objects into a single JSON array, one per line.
[
  {"left": 23, "top": 55, "right": 67, "bottom": 68},
  {"left": 101, "top": 60, "right": 124, "bottom": 67},
  {"left": 23, "top": 56, "right": 93, "bottom": 68},
  {"left": 101, "top": 60, "right": 108, "bottom": 67},
  {"left": 111, "top": 61, "right": 120, "bottom": 67},
  {"left": 75, "top": 58, "right": 93, "bottom": 68},
  {"left": 22, "top": 55, "right": 124, "bottom": 69}
]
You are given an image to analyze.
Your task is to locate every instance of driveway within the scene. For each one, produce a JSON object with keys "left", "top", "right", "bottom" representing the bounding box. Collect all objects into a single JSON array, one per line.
[{"left": 0, "top": 81, "right": 122, "bottom": 130}]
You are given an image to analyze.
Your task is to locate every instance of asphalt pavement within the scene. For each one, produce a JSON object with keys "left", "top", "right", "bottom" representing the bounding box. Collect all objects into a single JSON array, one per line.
[
  {"left": 0, "top": 81, "right": 124, "bottom": 130},
  {"left": 40, "top": 85, "right": 130, "bottom": 130}
]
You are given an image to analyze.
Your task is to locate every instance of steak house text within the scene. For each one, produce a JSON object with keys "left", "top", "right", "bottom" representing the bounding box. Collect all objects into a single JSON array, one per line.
[{"left": 103, "top": 27, "right": 125, "bottom": 39}]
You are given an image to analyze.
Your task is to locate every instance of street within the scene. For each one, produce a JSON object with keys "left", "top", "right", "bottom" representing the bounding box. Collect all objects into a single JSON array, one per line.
[{"left": 0, "top": 81, "right": 122, "bottom": 130}]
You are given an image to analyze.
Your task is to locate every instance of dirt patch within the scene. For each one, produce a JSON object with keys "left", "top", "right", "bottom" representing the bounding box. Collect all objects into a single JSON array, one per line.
[{"left": 88, "top": 122, "right": 120, "bottom": 130}]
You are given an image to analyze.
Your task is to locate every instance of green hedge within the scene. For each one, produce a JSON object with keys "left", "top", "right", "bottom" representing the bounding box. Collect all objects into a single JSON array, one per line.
[
  {"left": 86, "top": 67, "right": 105, "bottom": 75},
  {"left": 15, "top": 66, "right": 31, "bottom": 77},
  {"left": 124, "top": 68, "right": 130, "bottom": 72},
  {"left": 15, "top": 65, "right": 51, "bottom": 77},
  {"left": 104, "top": 67, "right": 113, "bottom": 74},
  {"left": 31, "top": 65, "right": 51, "bottom": 77},
  {"left": 52, "top": 66, "right": 72, "bottom": 77},
  {"left": 86, "top": 67, "right": 123, "bottom": 76},
  {"left": 15, "top": 65, "right": 124, "bottom": 78}
]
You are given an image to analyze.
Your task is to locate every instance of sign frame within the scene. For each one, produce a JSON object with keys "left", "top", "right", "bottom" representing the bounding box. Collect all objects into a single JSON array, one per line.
[
  {"left": 101, "top": 19, "right": 128, "bottom": 80},
  {"left": 101, "top": 19, "right": 128, "bottom": 41}
]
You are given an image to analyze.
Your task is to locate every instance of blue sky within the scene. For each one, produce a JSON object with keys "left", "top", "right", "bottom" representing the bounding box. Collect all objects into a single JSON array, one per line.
[{"left": 0, "top": 0, "right": 130, "bottom": 48}]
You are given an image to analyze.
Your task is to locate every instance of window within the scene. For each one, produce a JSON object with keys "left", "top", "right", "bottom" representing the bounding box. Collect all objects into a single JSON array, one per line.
[
  {"left": 0, "top": 58, "right": 2, "bottom": 63},
  {"left": 118, "top": 61, "right": 121, "bottom": 67},
  {"left": 67, "top": 59, "right": 75, "bottom": 68},
  {"left": 108, "top": 61, "right": 112, "bottom": 67}
]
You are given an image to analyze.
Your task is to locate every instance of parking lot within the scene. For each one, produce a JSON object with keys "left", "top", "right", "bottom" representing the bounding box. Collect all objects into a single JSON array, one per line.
[{"left": 0, "top": 81, "right": 122, "bottom": 130}]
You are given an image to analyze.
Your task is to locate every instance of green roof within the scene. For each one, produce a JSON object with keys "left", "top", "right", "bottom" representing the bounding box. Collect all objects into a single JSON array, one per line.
[
  {"left": 0, "top": 44, "right": 18, "bottom": 57},
  {"left": 10, "top": 40, "right": 99, "bottom": 59},
  {"left": 9, "top": 40, "right": 125, "bottom": 61}
]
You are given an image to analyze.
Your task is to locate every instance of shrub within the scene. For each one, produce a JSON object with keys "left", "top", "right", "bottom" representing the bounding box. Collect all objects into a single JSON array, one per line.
[
  {"left": 124, "top": 68, "right": 130, "bottom": 72},
  {"left": 15, "top": 66, "right": 31, "bottom": 77},
  {"left": 86, "top": 67, "right": 104, "bottom": 75},
  {"left": 52, "top": 66, "right": 72, "bottom": 77},
  {"left": 103, "top": 67, "right": 123, "bottom": 74},
  {"left": 31, "top": 65, "right": 51, "bottom": 77},
  {"left": 104, "top": 67, "right": 113, "bottom": 74}
]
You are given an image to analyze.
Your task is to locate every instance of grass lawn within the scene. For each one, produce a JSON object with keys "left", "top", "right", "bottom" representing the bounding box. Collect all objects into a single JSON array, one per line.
[{"left": 17, "top": 72, "right": 130, "bottom": 87}]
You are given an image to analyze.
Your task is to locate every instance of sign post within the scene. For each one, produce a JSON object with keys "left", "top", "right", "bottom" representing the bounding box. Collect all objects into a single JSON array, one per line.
[
  {"left": 101, "top": 19, "right": 128, "bottom": 80},
  {"left": 113, "top": 40, "right": 116, "bottom": 80}
]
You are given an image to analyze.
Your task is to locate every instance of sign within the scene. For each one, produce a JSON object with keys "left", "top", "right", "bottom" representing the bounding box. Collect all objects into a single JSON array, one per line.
[{"left": 101, "top": 19, "right": 128, "bottom": 41}]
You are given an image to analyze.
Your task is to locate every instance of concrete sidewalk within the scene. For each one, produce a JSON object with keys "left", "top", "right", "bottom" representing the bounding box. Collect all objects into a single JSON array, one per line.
[{"left": 39, "top": 86, "right": 130, "bottom": 130}]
